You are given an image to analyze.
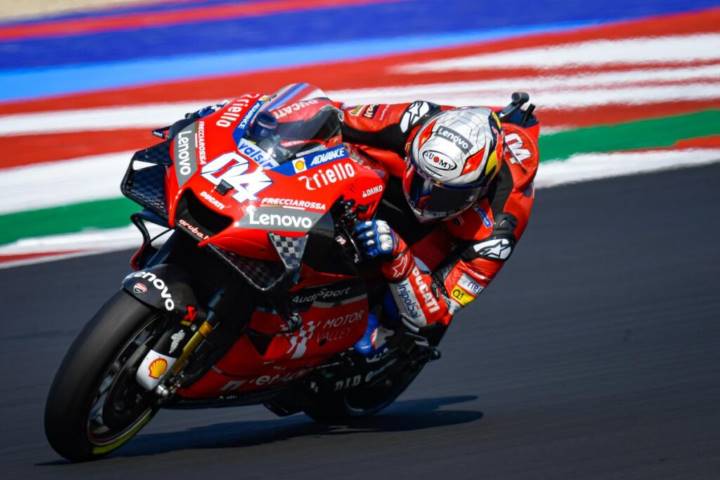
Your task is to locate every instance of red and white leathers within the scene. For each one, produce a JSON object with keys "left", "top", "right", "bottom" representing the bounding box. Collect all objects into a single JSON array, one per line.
[{"left": 341, "top": 102, "right": 539, "bottom": 334}]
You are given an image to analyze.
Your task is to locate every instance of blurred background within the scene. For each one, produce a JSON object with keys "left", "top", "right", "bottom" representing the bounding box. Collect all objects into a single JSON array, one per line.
[
  {"left": 0, "top": 0, "right": 718, "bottom": 264},
  {"left": 1, "top": 2, "right": 720, "bottom": 478}
]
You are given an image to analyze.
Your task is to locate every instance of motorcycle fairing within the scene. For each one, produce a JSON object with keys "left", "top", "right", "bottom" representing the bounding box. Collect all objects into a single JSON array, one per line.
[
  {"left": 164, "top": 97, "right": 387, "bottom": 267},
  {"left": 177, "top": 290, "right": 368, "bottom": 398},
  {"left": 131, "top": 87, "right": 390, "bottom": 401},
  {"left": 121, "top": 264, "right": 198, "bottom": 314}
]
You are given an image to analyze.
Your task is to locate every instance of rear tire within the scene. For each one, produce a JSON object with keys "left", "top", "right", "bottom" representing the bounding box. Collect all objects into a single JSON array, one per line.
[
  {"left": 44, "top": 291, "right": 164, "bottom": 462},
  {"left": 304, "top": 362, "right": 424, "bottom": 424}
]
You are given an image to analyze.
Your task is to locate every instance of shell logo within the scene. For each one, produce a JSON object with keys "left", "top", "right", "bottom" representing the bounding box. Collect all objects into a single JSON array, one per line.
[
  {"left": 293, "top": 159, "right": 307, "bottom": 173},
  {"left": 148, "top": 357, "right": 168, "bottom": 379}
]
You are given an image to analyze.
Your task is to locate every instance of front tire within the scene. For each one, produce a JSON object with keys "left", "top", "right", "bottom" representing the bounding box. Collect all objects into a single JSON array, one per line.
[{"left": 45, "top": 291, "right": 165, "bottom": 462}]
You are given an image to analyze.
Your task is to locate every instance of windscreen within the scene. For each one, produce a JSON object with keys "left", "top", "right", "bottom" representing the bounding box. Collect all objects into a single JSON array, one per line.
[{"left": 243, "top": 83, "right": 343, "bottom": 166}]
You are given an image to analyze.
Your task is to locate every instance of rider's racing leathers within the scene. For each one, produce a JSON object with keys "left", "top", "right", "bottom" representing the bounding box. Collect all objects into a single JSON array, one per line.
[{"left": 341, "top": 102, "right": 539, "bottom": 341}]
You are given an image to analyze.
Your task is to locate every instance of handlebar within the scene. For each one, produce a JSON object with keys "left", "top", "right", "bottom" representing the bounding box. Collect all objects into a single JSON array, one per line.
[{"left": 332, "top": 198, "right": 365, "bottom": 265}]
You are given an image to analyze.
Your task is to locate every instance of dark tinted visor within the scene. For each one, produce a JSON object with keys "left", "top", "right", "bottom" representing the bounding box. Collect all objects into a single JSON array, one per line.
[{"left": 406, "top": 170, "right": 485, "bottom": 219}]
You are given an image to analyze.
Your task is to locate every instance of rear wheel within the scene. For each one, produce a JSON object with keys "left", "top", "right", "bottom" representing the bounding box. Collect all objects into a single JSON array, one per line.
[
  {"left": 45, "top": 291, "right": 166, "bottom": 462},
  {"left": 304, "top": 361, "right": 424, "bottom": 424}
]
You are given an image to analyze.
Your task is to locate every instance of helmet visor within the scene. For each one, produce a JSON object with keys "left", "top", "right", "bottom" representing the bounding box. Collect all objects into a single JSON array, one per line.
[{"left": 403, "top": 165, "right": 487, "bottom": 222}]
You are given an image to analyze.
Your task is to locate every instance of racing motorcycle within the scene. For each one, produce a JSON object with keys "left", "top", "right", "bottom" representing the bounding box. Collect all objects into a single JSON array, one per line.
[{"left": 44, "top": 85, "right": 443, "bottom": 462}]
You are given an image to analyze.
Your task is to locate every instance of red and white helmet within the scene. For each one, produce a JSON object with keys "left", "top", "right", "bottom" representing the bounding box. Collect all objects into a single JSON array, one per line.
[{"left": 403, "top": 107, "right": 503, "bottom": 222}]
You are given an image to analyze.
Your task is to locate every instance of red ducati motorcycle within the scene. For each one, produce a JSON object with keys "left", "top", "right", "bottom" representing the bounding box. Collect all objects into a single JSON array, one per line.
[{"left": 44, "top": 86, "right": 438, "bottom": 462}]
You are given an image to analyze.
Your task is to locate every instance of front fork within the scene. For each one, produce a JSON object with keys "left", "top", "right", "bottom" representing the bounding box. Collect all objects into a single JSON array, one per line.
[{"left": 134, "top": 290, "right": 226, "bottom": 397}]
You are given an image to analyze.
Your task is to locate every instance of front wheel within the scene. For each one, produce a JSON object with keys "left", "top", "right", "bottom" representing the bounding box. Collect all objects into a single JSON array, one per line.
[{"left": 44, "top": 291, "right": 166, "bottom": 462}]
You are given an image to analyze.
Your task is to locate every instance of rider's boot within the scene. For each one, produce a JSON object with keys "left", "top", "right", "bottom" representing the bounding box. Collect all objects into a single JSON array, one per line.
[
  {"left": 353, "top": 312, "right": 394, "bottom": 357},
  {"left": 381, "top": 290, "right": 445, "bottom": 361}
]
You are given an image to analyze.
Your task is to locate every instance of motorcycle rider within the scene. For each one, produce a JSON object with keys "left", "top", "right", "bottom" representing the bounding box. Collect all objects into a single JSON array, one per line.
[{"left": 341, "top": 97, "right": 539, "bottom": 347}]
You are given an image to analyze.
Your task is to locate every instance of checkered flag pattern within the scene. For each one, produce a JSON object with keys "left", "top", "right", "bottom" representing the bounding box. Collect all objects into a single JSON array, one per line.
[{"left": 269, "top": 233, "right": 308, "bottom": 271}]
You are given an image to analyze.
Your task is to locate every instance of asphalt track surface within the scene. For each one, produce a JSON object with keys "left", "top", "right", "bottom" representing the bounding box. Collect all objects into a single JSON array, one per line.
[{"left": 1, "top": 164, "right": 719, "bottom": 479}]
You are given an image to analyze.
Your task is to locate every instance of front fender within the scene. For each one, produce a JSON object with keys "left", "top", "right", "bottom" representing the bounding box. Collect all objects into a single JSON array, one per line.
[{"left": 122, "top": 264, "right": 198, "bottom": 314}]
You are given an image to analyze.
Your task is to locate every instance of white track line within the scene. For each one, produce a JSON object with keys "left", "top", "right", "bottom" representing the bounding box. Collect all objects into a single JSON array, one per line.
[
  {"left": 0, "top": 101, "right": 213, "bottom": 136},
  {"left": 0, "top": 151, "right": 132, "bottom": 214},
  {"left": 536, "top": 148, "right": 720, "bottom": 187},
  {"left": 1, "top": 64, "right": 720, "bottom": 136},
  {"left": 332, "top": 82, "right": 720, "bottom": 109},
  {"left": 397, "top": 33, "right": 720, "bottom": 73},
  {"left": 330, "top": 64, "right": 720, "bottom": 100}
]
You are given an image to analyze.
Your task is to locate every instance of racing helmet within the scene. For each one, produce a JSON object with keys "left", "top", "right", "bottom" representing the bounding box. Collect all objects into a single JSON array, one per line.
[{"left": 403, "top": 107, "right": 504, "bottom": 222}]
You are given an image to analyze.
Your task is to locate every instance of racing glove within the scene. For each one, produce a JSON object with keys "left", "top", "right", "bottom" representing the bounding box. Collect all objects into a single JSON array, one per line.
[
  {"left": 160, "top": 101, "right": 229, "bottom": 140},
  {"left": 353, "top": 220, "right": 413, "bottom": 281},
  {"left": 186, "top": 101, "right": 228, "bottom": 121},
  {"left": 355, "top": 220, "right": 450, "bottom": 342}
]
